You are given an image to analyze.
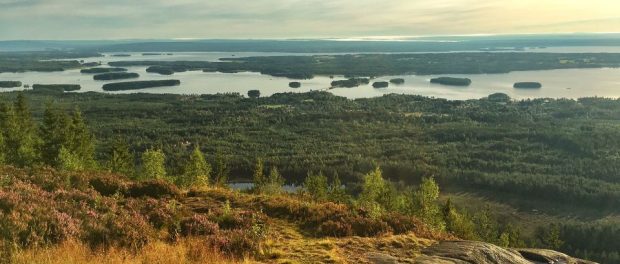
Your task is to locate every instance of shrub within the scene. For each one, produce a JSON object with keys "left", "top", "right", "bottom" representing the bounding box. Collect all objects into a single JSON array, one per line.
[
  {"left": 126, "top": 180, "right": 180, "bottom": 198},
  {"left": 349, "top": 216, "right": 392, "bottom": 237},
  {"left": 381, "top": 213, "right": 419, "bottom": 234},
  {"left": 179, "top": 214, "right": 219, "bottom": 237},
  {"left": 317, "top": 219, "right": 352, "bottom": 237},
  {"left": 208, "top": 229, "right": 262, "bottom": 257},
  {"left": 89, "top": 175, "right": 129, "bottom": 196}
]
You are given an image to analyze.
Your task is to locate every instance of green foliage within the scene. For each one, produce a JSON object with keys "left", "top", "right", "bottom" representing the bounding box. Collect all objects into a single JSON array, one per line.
[
  {"left": 262, "top": 167, "right": 285, "bottom": 195},
  {"left": 358, "top": 166, "right": 388, "bottom": 218},
  {"left": 537, "top": 224, "right": 564, "bottom": 250},
  {"left": 409, "top": 177, "right": 445, "bottom": 230},
  {"left": 252, "top": 158, "right": 265, "bottom": 192},
  {"left": 442, "top": 199, "right": 477, "bottom": 240},
  {"left": 180, "top": 145, "right": 211, "bottom": 188},
  {"left": 107, "top": 137, "right": 135, "bottom": 177},
  {"left": 141, "top": 148, "right": 167, "bottom": 180},
  {"left": 212, "top": 151, "right": 229, "bottom": 187},
  {"left": 247, "top": 90, "right": 260, "bottom": 98},
  {"left": 327, "top": 173, "right": 349, "bottom": 203},
  {"left": 0, "top": 93, "right": 40, "bottom": 167},
  {"left": 303, "top": 171, "right": 328, "bottom": 201}
]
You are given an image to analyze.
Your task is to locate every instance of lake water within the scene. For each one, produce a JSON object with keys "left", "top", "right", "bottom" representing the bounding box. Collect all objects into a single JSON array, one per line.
[{"left": 2, "top": 51, "right": 620, "bottom": 100}]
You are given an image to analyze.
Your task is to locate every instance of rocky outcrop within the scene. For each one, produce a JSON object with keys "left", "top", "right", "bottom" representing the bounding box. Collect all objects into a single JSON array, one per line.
[{"left": 411, "top": 241, "right": 597, "bottom": 264}]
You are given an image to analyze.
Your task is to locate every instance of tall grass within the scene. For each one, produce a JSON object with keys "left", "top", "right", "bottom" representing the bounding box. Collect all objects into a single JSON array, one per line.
[{"left": 11, "top": 239, "right": 247, "bottom": 264}]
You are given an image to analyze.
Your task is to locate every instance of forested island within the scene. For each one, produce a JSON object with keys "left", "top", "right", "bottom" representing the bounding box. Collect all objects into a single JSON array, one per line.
[
  {"left": 430, "top": 77, "right": 472, "bottom": 86},
  {"left": 106, "top": 52, "right": 620, "bottom": 80},
  {"left": 0, "top": 90, "right": 618, "bottom": 263},
  {"left": 0, "top": 81, "right": 22, "bottom": 88},
  {"left": 146, "top": 66, "right": 175, "bottom": 75},
  {"left": 32, "top": 84, "right": 81, "bottom": 92},
  {"left": 93, "top": 72, "right": 140, "bottom": 80},
  {"left": 81, "top": 67, "right": 128, "bottom": 74},
  {"left": 390, "top": 78, "right": 405, "bottom": 84},
  {"left": 288, "top": 81, "right": 301, "bottom": 88},
  {"left": 0, "top": 51, "right": 100, "bottom": 73},
  {"left": 372, "top": 81, "right": 389, "bottom": 88},
  {"left": 514, "top": 82, "right": 543, "bottom": 89},
  {"left": 102, "top": 79, "right": 181, "bottom": 91},
  {"left": 331, "top": 78, "right": 370, "bottom": 88}
]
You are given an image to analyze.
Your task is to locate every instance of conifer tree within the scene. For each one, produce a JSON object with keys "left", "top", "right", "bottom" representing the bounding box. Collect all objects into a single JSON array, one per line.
[
  {"left": 263, "top": 166, "right": 285, "bottom": 195},
  {"left": 107, "top": 136, "right": 135, "bottom": 177},
  {"left": 4, "top": 94, "right": 40, "bottom": 167},
  {"left": 328, "top": 172, "right": 349, "bottom": 203}
]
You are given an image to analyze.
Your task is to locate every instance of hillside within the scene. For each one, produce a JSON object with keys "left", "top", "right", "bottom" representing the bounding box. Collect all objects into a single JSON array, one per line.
[
  {"left": 0, "top": 166, "right": 593, "bottom": 264},
  {"left": 0, "top": 92, "right": 618, "bottom": 262}
]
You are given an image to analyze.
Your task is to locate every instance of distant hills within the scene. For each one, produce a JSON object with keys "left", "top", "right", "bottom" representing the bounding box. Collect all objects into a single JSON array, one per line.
[{"left": 2, "top": 34, "right": 620, "bottom": 52}]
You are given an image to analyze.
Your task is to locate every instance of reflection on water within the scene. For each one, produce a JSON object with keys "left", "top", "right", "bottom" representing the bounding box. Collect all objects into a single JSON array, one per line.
[{"left": 2, "top": 51, "right": 620, "bottom": 100}]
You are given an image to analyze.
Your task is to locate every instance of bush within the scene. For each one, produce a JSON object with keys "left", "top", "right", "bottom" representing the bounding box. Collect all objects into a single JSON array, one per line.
[
  {"left": 89, "top": 175, "right": 129, "bottom": 196},
  {"left": 179, "top": 214, "right": 219, "bottom": 237},
  {"left": 349, "top": 216, "right": 392, "bottom": 237},
  {"left": 317, "top": 219, "right": 352, "bottom": 237},
  {"left": 126, "top": 180, "right": 180, "bottom": 198}
]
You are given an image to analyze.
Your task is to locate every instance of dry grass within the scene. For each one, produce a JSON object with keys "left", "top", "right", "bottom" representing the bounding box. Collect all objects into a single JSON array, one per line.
[{"left": 11, "top": 239, "right": 250, "bottom": 264}]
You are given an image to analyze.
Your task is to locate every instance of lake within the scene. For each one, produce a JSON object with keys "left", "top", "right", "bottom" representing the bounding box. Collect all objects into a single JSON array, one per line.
[{"left": 2, "top": 51, "right": 620, "bottom": 100}]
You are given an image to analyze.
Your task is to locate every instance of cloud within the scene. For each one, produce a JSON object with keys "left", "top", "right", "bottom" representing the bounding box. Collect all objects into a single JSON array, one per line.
[{"left": 0, "top": 0, "right": 618, "bottom": 39}]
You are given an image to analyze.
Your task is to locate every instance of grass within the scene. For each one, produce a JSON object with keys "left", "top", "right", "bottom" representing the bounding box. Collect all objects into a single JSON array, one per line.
[{"left": 11, "top": 239, "right": 246, "bottom": 264}]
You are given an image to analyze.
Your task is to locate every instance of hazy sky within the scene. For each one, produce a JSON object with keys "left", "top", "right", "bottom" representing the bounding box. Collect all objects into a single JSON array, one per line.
[{"left": 1, "top": 0, "right": 619, "bottom": 40}]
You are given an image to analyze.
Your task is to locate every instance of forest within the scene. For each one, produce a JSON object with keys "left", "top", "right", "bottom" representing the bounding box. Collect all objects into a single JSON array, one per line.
[
  {"left": 0, "top": 90, "right": 618, "bottom": 262},
  {"left": 108, "top": 52, "right": 620, "bottom": 78}
]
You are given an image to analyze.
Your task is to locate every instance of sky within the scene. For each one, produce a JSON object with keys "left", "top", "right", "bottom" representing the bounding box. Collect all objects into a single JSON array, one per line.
[{"left": 1, "top": 0, "right": 619, "bottom": 40}]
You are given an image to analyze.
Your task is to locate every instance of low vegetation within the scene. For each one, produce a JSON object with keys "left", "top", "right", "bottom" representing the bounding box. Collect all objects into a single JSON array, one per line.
[{"left": 102, "top": 80, "right": 181, "bottom": 91}]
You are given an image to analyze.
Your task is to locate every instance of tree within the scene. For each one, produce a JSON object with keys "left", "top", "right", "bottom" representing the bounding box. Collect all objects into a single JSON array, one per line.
[
  {"left": 40, "top": 102, "right": 71, "bottom": 167},
  {"left": 252, "top": 158, "right": 266, "bottom": 192},
  {"left": 358, "top": 166, "right": 388, "bottom": 218},
  {"left": 443, "top": 199, "right": 477, "bottom": 240},
  {"left": 247, "top": 90, "right": 260, "bottom": 99},
  {"left": 2, "top": 94, "right": 40, "bottom": 167},
  {"left": 66, "top": 108, "right": 97, "bottom": 170},
  {"left": 141, "top": 148, "right": 167, "bottom": 180},
  {"left": 107, "top": 136, "right": 135, "bottom": 177},
  {"left": 213, "top": 151, "right": 229, "bottom": 187},
  {"left": 263, "top": 166, "right": 285, "bottom": 195},
  {"left": 303, "top": 171, "right": 328, "bottom": 201},
  {"left": 410, "top": 177, "right": 445, "bottom": 230},
  {"left": 538, "top": 224, "right": 564, "bottom": 250},
  {"left": 181, "top": 145, "right": 211, "bottom": 188},
  {"left": 328, "top": 172, "right": 349, "bottom": 203}
]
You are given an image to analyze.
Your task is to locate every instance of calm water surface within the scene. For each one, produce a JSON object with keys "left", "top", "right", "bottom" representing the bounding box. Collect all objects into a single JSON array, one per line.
[{"left": 2, "top": 51, "right": 620, "bottom": 100}]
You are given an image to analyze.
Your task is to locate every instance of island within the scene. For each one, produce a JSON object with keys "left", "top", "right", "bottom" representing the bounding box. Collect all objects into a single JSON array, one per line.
[
  {"left": 81, "top": 67, "right": 128, "bottom": 74},
  {"left": 110, "top": 54, "right": 132, "bottom": 57},
  {"left": 331, "top": 78, "right": 370, "bottom": 88},
  {"left": 102, "top": 80, "right": 181, "bottom": 91},
  {"left": 146, "top": 66, "right": 175, "bottom": 75},
  {"left": 372, "top": 81, "right": 389, "bottom": 88},
  {"left": 389, "top": 78, "right": 405, "bottom": 85},
  {"left": 430, "top": 77, "right": 472, "bottom": 86},
  {"left": 514, "top": 82, "right": 542, "bottom": 89},
  {"left": 0, "top": 81, "right": 22, "bottom": 88},
  {"left": 247, "top": 89, "right": 260, "bottom": 98},
  {"left": 488, "top": 93, "right": 511, "bottom": 103},
  {"left": 32, "top": 84, "right": 81, "bottom": 92},
  {"left": 142, "top": 53, "right": 163, "bottom": 56},
  {"left": 93, "top": 72, "right": 140, "bottom": 81},
  {"left": 289, "top": 82, "right": 301, "bottom": 88}
]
